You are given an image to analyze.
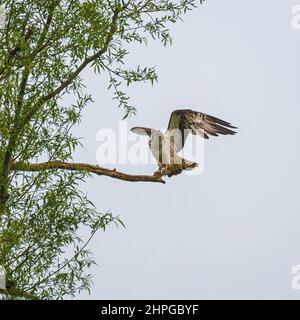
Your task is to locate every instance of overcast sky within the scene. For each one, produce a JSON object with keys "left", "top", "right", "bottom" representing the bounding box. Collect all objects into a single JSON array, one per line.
[{"left": 71, "top": 0, "right": 300, "bottom": 299}]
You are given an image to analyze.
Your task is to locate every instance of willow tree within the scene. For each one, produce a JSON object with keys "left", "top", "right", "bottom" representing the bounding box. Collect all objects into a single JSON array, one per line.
[{"left": 0, "top": 0, "right": 204, "bottom": 299}]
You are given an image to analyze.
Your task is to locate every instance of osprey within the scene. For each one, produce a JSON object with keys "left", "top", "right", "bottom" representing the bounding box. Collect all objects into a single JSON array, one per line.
[{"left": 131, "top": 109, "right": 237, "bottom": 177}]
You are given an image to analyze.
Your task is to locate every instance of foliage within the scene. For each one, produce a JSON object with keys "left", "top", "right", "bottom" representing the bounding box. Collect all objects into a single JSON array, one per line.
[{"left": 0, "top": 0, "right": 203, "bottom": 299}]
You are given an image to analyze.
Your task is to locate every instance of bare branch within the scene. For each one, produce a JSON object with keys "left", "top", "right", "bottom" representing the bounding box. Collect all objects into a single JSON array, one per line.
[{"left": 11, "top": 161, "right": 166, "bottom": 184}]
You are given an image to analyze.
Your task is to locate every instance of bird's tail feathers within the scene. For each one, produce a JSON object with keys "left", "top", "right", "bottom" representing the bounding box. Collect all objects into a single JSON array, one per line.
[{"left": 182, "top": 159, "right": 198, "bottom": 171}]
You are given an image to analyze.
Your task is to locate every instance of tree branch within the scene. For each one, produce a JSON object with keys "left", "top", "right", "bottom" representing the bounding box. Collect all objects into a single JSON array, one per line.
[
  {"left": 11, "top": 161, "right": 166, "bottom": 184},
  {"left": 0, "top": 287, "right": 37, "bottom": 300},
  {"left": 41, "top": 8, "right": 120, "bottom": 103},
  {"left": 17, "top": 8, "right": 121, "bottom": 146}
]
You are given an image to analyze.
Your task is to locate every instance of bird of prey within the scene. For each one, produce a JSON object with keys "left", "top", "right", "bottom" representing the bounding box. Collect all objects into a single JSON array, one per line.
[{"left": 131, "top": 109, "right": 237, "bottom": 177}]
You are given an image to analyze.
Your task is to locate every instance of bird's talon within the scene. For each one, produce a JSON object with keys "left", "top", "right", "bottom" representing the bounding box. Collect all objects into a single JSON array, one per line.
[{"left": 154, "top": 170, "right": 162, "bottom": 176}]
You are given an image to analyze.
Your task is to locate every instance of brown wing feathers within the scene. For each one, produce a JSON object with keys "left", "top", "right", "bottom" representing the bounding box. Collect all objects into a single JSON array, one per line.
[
  {"left": 130, "top": 127, "right": 153, "bottom": 136},
  {"left": 200, "top": 115, "right": 237, "bottom": 138},
  {"left": 170, "top": 109, "right": 237, "bottom": 140}
]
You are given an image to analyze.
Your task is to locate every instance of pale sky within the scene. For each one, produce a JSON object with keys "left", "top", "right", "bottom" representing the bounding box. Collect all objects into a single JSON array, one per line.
[{"left": 71, "top": 0, "right": 300, "bottom": 299}]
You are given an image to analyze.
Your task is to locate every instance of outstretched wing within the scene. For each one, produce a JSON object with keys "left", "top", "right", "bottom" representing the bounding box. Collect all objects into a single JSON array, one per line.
[
  {"left": 131, "top": 127, "right": 154, "bottom": 137},
  {"left": 167, "top": 109, "right": 237, "bottom": 151}
]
